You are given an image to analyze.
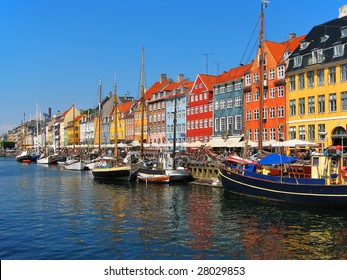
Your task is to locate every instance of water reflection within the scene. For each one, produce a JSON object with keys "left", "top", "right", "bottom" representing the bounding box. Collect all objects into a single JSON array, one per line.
[{"left": 1, "top": 159, "right": 347, "bottom": 259}]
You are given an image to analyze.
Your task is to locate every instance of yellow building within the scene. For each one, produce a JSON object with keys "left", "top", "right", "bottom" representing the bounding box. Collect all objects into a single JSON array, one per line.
[
  {"left": 286, "top": 12, "right": 347, "bottom": 149},
  {"left": 62, "top": 105, "right": 80, "bottom": 147}
]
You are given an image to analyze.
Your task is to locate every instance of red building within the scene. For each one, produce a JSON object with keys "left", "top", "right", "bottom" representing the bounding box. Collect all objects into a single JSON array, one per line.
[{"left": 186, "top": 74, "right": 219, "bottom": 143}]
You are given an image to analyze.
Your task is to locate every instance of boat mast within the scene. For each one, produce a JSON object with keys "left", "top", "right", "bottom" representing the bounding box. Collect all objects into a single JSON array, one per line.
[
  {"left": 172, "top": 89, "right": 177, "bottom": 170},
  {"left": 113, "top": 80, "right": 118, "bottom": 158},
  {"left": 140, "top": 47, "right": 145, "bottom": 159},
  {"left": 72, "top": 101, "right": 76, "bottom": 152},
  {"left": 98, "top": 78, "right": 102, "bottom": 156},
  {"left": 257, "top": 0, "right": 267, "bottom": 152}
]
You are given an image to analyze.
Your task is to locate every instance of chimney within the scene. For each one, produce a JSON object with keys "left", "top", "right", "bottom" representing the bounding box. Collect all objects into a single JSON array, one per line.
[
  {"left": 48, "top": 107, "right": 51, "bottom": 118},
  {"left": 177, "top": 74, "right": 184, "bottom": 82},
  {"left": 160, "top": 74, "right": 167, "bottom": 83},
  {"left": 339, "top": 4, "right": 347, "bottom": 18},
  {"left": 289, "top": 33, "right": 296, "bottom": 40}
]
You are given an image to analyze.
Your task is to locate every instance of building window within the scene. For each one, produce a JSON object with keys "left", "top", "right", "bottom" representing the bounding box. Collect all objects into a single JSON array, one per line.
[
  {"left": 277, "top": 65, "right": 285, "bottom": 79},
  {"left": 262, "top": 107, "right": 267, "bottom": 120},
  {"left": 245, "top": 74, "right": 251, "bottom": 86},
  {"left": 227, "top": 98, "right": 233, "bottom": 108},
  {"left": 333, "top": 44, "right": 343, "bottom": 57},
  {"left": 328, "top": 66, "right": 336, "bottom": 84},
  {"left": 299, "top": 125, "right": 306, "bottom": 140},
  {"left": 289, "top": 99, "right": 296, "bottom": 116},
  {"left": 329, "top": 93, "right": 337, "bottom": 112},
  {"left": 318, "top": 69, "right": 325, "bottom": 85},
  {"left": 214, "top": 101, "right": 219, "bottom": 111},
  {"left": 253, "top": 73, "right": 259, "bottom": 83},
  {"left": 235, "top": 115, "right": 242, "bottom": 130},
  {"left": 246, "top": 110, "right": 252, "bottom": 121},
  {"left": 204, "top": 118, "right": 208, "bottom": 128},
  {"left": 220, "top": 117, "right": 226, "bottom": 132},
  {"left": 254, "top": 109, "right": 260, "bottom": 120},
  {"left": 227, "top": 84, "right": 233, "bottom": 92},
  {"left": 293, "top": 56, "right": 302, "bottom": 67},
  {"left": 307, "top": 71, "right": 314, "bottom": 87},
  {"left": 246, "top": 92, "right": 252, "bottom": 102},
  {"left": 254, "top": 129, "right": 259, "bottom": 142},
  {"left": 227, "top": 117, "right": 233, "bottom": 134},
  {"left": 269, "top": 88, "right": 275, "bottom": 99},
  {"left": 312, "top": 49, "right": 324, "bottom": 64},
  {"left": 220, "top": 99, "right": 226, "bottom": 110},
  {"left": 308, "top": 125, "right": 315, "bottom": 141},
  {"left": 298, "top": 73, "right": 305, "bottom": 89},
  {"left": 341, "top": 64, "right": 347, "bottom": 82},
  {"left": 204, "top": 92, "right": 208, "bottom": 99},
  {"left": 341, "top": 28, "right": 347, "bottom": 38},
  {"left": 204, "top": 105, "right": 208, "bottom": 112},
  {"left": 298, "top": 98, "right": 305, "bottom": 115},
  {"left": 308, "top": 96, "right": 315, "bottom": 114},
  {"left": 253, "top": 91, "right": 259, "bottom": 101},
  {"left": 278, "top": 106, "right": 284, "bottom": 118},
  {"left": 341, "top": 92, "right": 347, "bottom": 111},
  {"left": 235, "top": 96, "right": 242, "bottom": 107},
  {"left": 214, "top": 118, "right": 219, "bottom": 132},
  {"left": 262, "top": 128, "right": 268, "bottom": 141},
  {"left": 290, "top": 126, "right": 296, "bottom": 140},
  {"left": 269, "top": 68, "right": 275, "bottom": 80},
  {"left": 277, "top": 86, "right": 284, "bottom": 97},
  {"left": 289, "top": 76, "right": 296, "bottom": 91},
  {"left": 270, "top": 128, "right": 276, "bottom": 140},
  {"left": 318, "top": 95, "right": 325, "bottom": 113},
  {"left": 269, "top": 107, "right": 276, "bottom": 118}
]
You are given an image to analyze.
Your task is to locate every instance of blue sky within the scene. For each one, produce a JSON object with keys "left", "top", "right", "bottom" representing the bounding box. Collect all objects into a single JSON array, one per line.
[{"left": 0, "top": 0, "right": 346, "bottom": 135}]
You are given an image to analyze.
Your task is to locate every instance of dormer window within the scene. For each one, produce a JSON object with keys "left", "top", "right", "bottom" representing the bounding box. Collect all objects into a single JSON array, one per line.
[
  {"left": 320, "top": 35, "right": 329, "bottom": 43},
  {"left": 341, "top": 27, "right": 347, "bottom": 38},
  {"left": 300, "top": 41, "right": 309, "bottom": 50},
  {"left": 293, "top": 56, "right": 302, "bottom": 67},
  {"left": 333, "top": 44, "right": 343, "bottom": 57}
]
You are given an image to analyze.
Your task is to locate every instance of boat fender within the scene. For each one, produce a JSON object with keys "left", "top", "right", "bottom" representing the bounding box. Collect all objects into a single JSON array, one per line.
[{"left": 342, "top": 166, "right": 347, "bottom": 179}]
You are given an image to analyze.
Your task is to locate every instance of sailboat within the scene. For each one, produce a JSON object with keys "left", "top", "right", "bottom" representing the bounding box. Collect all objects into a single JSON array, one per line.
[
  {"left": 218, "top": 0, "right": 347, "bottom": 208},
  {"left": 92, "top": 78, "right": 133, "bottom": 182}
]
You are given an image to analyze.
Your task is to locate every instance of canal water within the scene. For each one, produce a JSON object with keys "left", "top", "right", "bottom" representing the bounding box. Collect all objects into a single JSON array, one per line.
[{"left": 0, "top": 157, "right": 347, "bottom": 260}]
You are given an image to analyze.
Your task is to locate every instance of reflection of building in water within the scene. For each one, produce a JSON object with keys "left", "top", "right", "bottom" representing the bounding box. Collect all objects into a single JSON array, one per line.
[
  {"left": 238, "top": 212, "right": 347, "bottom": 260},
  {"left": 186, "top": 187, "right": 216, "bottom": 258}
]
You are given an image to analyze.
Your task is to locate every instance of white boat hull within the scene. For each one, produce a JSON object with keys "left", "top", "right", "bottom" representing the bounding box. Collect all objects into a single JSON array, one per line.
[{"left": 64, "top": 160, "right": 85, "bottom": 171}]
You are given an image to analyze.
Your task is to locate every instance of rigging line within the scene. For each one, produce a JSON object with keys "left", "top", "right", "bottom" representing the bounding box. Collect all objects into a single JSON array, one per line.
[{"left": 239, "top": 15, "right": 260, "bottom": 65}]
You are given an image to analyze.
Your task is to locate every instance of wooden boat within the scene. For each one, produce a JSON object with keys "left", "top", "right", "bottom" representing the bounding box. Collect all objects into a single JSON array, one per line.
[
  {"left": 63, "top": 156, "right": 85, "bottom": 171},
  {"left": 137, "top": 168, "right": 170, "bottom": 183},
  {"left": 220, "top": 152, "right": 347, "bottom": 208},
  {"left": 37, "top": 154, "right": 53, "bottom": 164},
  {"left": 92, "top": 157, "right": 132, "bottom": 181}
]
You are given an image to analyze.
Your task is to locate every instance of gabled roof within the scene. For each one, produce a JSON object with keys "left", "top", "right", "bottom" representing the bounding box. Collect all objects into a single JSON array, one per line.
[
  {"left": 264, "top": 35, "right": 305, "bottom": 64},
  {"left": 192, "top": 74, "right": 219, "bottom": 92}
]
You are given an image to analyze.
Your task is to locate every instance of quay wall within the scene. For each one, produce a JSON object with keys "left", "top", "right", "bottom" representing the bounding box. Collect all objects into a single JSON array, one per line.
[{"left": 189, "top": 165, "right": 219, "bottom": 179}]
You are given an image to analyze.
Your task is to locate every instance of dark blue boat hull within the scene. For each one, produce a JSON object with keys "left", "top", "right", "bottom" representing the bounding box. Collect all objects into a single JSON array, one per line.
[{"left": 219, "top": 167, "right": 347, "bottom": 208}]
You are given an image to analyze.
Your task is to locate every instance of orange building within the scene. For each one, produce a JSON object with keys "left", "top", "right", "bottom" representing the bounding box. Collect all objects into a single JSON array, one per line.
[{"left": 243, "top": 34, "right": 304, "bottom": 144}]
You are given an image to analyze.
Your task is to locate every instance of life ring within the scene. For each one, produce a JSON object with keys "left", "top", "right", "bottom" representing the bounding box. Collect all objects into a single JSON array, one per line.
[{"left": 341, "top": 166, "right": 347, "bottom": 179}]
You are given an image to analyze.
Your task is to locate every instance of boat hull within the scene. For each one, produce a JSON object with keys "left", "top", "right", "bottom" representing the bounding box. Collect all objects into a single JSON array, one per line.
[
  {"left": 37, "top": 156, "right": 53, "bottom": 164},
  {"left": 137, "top": 167, "right": 192, "bottom": 182},
  {"left": 137, "top": 172, "right": 170, "bottom": 183},
  {"left": 219, "top": 166, "right": 347, "bottom": 208},
  {"left": 92, "top": 166, "right": 131, "bottom": 182},
  {"left": 63, "top": 160, "right": 85, "bottom": 171}
]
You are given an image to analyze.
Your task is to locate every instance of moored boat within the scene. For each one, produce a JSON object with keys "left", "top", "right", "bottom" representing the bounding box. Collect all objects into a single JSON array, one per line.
[
  {"left": 219, "top": 152, "right": 347, "bottom": 208},
  {"left": 63, "top": 155, "right": 85, "bottom": 171},
  {"left": 137, "top": 168, "right": 170, "bottom": 183}
]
